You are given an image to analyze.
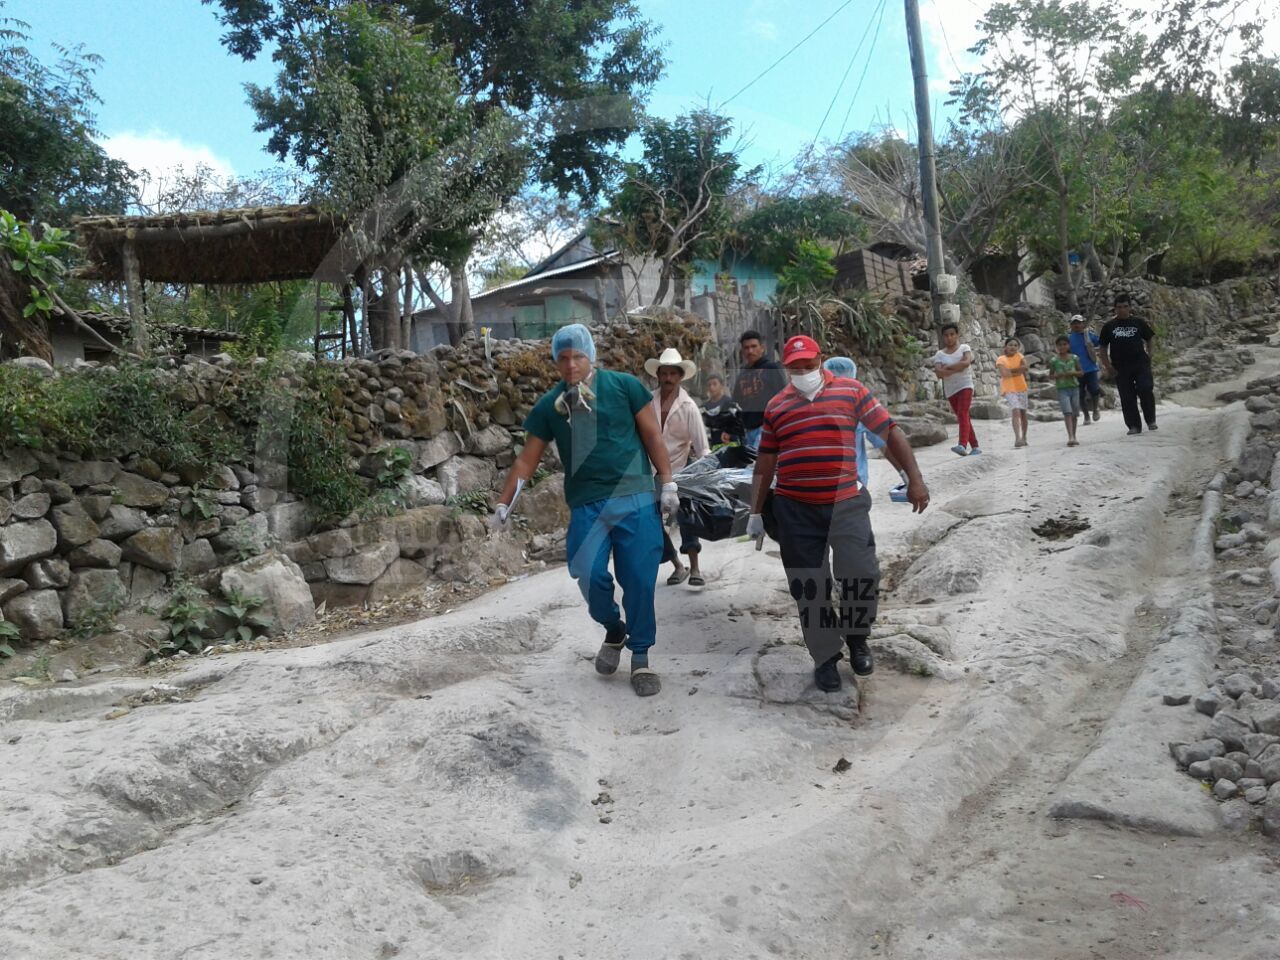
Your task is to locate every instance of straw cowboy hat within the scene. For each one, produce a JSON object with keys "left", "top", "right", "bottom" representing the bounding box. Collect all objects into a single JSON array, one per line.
[{"left": 644, "top": 347, "right": 697, "bottom": 380}]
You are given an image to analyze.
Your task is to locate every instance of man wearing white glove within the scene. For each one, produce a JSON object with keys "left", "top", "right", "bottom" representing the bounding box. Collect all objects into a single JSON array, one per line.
[
  {"left": 750, "top": 335, "right": 930, "bottom": 694},
  {"left": 494, "top": 324, "right": 674, "bottom": 697}
]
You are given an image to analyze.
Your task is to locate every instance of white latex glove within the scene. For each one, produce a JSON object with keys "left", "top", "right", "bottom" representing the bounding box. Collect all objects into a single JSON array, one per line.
[
  {"left": 660, "top": 482, "right": 680, "bottom": 520},
  {"left": 746, "top": 513, "right": 765, "bottom": 550},
  {"left": 488, "top": 502, "right": 510, "bottom": 532}
]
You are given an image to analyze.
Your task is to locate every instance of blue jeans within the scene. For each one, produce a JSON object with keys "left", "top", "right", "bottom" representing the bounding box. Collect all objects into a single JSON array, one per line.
[
  {"left": 565, "top": 491, "right": 664, "bottom": 655},
  {"left": 744, "top": 426, "right": 763, "bottom": 452}
]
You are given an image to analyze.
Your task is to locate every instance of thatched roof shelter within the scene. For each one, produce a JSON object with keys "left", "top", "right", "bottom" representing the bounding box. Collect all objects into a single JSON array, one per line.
[{"left": 74, "top": 204, "right": 350, "bottom": 285}]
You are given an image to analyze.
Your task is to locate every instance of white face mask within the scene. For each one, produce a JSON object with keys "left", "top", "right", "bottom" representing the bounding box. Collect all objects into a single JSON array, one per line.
[{"left": 790, "top": 369, "right": 823, "bottom": 397}]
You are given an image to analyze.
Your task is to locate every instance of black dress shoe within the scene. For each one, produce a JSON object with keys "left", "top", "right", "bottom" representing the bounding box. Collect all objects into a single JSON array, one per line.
[
  {"left": 847, "top": 637, "right": 874, "bottom": 676},
  {"left": 814, "top": 654, "right": 842, "bottom": 692},
  {"left": 1146, "top": 422, "right": 1158, "bottom": 431},
  {"left": 1127, "top": 428, "right": 1141, "bottom": 436}
]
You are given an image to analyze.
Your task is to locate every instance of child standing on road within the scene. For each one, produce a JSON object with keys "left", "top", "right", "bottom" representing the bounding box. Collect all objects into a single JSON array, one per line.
[
  {"left": 995, "top": 337, "right": 1029, "bottom": 447},
  {"left": 931, "top": 323, "right": 981, "bottom": 457},
  {"left": 1048, "top": 335, "right": 1084, "bottom": 447}
]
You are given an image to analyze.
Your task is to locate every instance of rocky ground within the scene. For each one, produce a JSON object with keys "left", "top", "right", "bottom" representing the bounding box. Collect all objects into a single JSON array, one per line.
[{"left": 4, "top": 345, "right": 1280, "bottom": 959}]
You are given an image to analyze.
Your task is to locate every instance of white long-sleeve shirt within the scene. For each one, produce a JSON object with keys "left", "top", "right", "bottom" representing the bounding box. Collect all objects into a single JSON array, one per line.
[{"left": 650, "top": 386, "right": 710, "bottom": 473}]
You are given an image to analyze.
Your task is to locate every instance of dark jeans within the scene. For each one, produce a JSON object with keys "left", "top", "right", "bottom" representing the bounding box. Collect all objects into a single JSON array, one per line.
[
  {"left": 660, "top": 521, "right": 701, "bottom": 562},
  {"left": 1114, "top": 361, "right": 1156, "bottom": 430},
  {"left": 1078, "top": 369, "right": 1101, "bottom": 405},
  {"left": 773, "top": 489, "right": 880, "bottom": 665}
]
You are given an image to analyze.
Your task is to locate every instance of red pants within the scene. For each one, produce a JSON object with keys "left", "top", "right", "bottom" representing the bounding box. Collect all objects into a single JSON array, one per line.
[{"left": 947, "top": 388, "right": 978, "bottom": 447}]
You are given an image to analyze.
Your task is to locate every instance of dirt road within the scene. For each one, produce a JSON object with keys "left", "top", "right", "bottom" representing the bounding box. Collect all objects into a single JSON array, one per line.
[{"left": 1, "top": 377, "right": 1276, "bottom": 960}]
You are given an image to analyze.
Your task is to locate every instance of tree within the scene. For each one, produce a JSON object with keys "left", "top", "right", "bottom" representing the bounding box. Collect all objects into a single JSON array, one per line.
[
  {"left": 731, "top": 193, "right": 863, "bottom": 271},
  {"left": 952, "top": 0, "right": 1147, "bottom": 310},
  {"left": 204, "top": 0, "right": 664, "bottom": 199},
  {"left": 0, "top": 4, "right": 133, "bottom": 222},
  {"left": 247, "top": 2, "right": 525, "bottom": 349},
  {"left": 602, "top": 110, "right": 750, "bottom": 305}
]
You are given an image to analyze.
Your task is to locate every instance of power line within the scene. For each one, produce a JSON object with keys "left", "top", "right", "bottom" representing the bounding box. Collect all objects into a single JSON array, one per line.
[
  {"left": 812, "top": 0, "right": 889, "bottom": 147},
  {"left": 717, "top": 0, "right": 858, "bottom": 110},
  {"left": 837, "top": 0, "right": 891, "bottom": 141}
]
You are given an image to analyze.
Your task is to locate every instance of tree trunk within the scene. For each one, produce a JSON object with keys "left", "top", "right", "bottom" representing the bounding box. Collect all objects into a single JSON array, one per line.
[
  {"left": 448, "top": 262, "right": 473, "bottom": 347},
  {"left": 0, "top": 264, "right": 53, "bottom": 363},
  {"left": 1056, "top": 179, "right": 1077, "bottom": 312},
  {"left": 121, "top": 238, "right": 149, "bottom": 354},
  {"left": 380, "top": 265, "right": 402, "bottom": 351},
  {"left": 651, "top": 260, "right": 672, "bottom": 306},
  {"left": 401, "top": 263, "right": 414, "bottom": 353}
]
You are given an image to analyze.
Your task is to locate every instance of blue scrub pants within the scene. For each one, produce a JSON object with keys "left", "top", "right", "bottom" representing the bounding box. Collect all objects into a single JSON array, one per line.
[{"left": 565, "top": 491, "right": 664, "bottom": 655}]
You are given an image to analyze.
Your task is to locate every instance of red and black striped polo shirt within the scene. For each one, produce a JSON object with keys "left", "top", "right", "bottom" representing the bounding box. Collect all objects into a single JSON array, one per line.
[{"left": 759, "top": 371, "right": 895, "bottom": 504}]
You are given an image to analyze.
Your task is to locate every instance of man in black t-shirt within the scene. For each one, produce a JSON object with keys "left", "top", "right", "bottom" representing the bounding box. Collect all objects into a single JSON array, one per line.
[
  {"left": 1098, "top": 294, "right": 1157, "bottom": 435},
  {"left": 732, "top": 329, "right": 786, "bottom": 451}
]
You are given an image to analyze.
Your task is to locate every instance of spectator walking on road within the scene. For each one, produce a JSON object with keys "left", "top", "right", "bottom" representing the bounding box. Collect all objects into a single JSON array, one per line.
[
  {"left": 1047, "top": 335, "right": 1084, "bottom": 446},
  {"left": 645, "top": 347, "right": 711, "bottom": 587},
  {"left": 733, "top": 329, "right": 786, "bottom": 452},
  {"left": 996, "top": 337, "right": 1030, "bottom": 447},
  {"left": 932, "top": 324, "right": 981, "bottom": 457},
  {"left": 492, "top": 324, "right": 678, "bottom": 697},
  {"left": 1068, "top": 314, "right": 1104, "bottom": 423},
  {"left": 824, "top": 356, "right": 911, "bottom": 502},
  {"left": 1099, "top": 294, "right": 1158, "bottom": 436},
  {"left": 747, "top": 336, "right": 930, "bottom": 694}
]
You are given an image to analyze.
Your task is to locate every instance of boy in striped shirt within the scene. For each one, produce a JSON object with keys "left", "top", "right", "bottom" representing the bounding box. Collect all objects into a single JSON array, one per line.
[{"left": 747, "top": 336, "right": 930, "bottom": 692}]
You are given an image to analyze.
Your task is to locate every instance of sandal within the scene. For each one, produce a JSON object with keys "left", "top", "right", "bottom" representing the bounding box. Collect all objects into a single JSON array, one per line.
[
  {"left": 595, "top": 623, "right": 627, "bottom": 675},
  {"left": 688, "top": 574, "right": 705, "bottom": 587},
  {"left": 630, "top": 667, "right": 662, "bottom": 697},
  {"left": 666, "top": 567, "right": 689, "bottom": 586}
]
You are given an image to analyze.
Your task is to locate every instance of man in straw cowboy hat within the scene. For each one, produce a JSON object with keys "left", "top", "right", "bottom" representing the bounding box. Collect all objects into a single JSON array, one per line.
[
  {"left": 645, "top": 346, "right": 711, "bottom": 586},
  {"left": 492, "top": 324, "right": 678, "bottom": 697}
]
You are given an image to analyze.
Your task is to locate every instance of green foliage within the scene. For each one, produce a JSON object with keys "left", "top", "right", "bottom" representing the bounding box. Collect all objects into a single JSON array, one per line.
[
  {"left": 65, "top": 597, "right": 123, "bottom": 642},
  {"left": 206, "top": 0, "right": 664, "bottom": 199},
  {"left": 777, "top": 241, "right": 838, "bottom": 298},
  {"left": 445, "top": 488, "right": 491, "bottom": 517},
  {"left": 0, "top": 620, "right": 19, "bottom": 658},
  {"left": 376, "top": 446, "right": 414, "bottom": 489},
  {"left": 152, "top": 580, "right": 213, "bottom": 658},
  {"left": 732, "top": 194, "right": 863, "bottom": 270},
  {"left": 214, "top": 588, "right": 273, "bottom": 645},
  {"left": 179, "top": 491, "right": 217, "bottom": 522},
  {"left": 0, "top": 5, "right": 133, "bottom": 221}
]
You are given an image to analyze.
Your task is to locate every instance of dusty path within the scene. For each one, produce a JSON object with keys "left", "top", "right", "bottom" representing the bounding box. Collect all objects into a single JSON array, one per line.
[{"left": 0, "top": 383, "right": 1274, "bottom": 960}]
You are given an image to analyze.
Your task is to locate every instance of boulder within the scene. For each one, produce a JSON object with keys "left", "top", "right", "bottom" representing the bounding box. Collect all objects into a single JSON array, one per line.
[
  {"left": 368, "top": 558, "right": 431, "bottom": 603},
  {"left": 11, "top": 492, "right": 51, "bottom": 520},
  {"left": 24, "top": 557, "right": 70, "bottom": 589},
  {"left": 415, "top": 430, "right": 463, "bottom": 470},
  {"left": 968, "top": 400, "right": 1011, "bottom": 420},
  {"left": 3, "top": 589, "right": 63, "bottom": 639},
  {"left": 437, "top": 455, "right": 496, "bottom": 498},
  {"left": 518, "top": 474, "right": 570, "bottom": 533},
  {"left": 0, "top": 520, "right": 57, "bottom": 574},
  {"left": 1252, "top": 702, "right": 1280, "bottom": 737},
  {"left": 218, "top": 552, "right": 315, "bottom": 635},
  {"left": 79, "top": 494, "right": 113, "bottom": 522},
  {"left": 267, "top": 501, "right": 314, "bottom": 543},
  {"left": 179, "top": 539, "right": 218, "bottom": 574},
  {"left": 61, "top": 570, "right": 126, "bottom": 626},
  {"left": 466, "top": 424, "right": 514, "bottom": 457},
  {"left": 0, "top": 498, "right": 9, "bottom": 525},
  {"left": 59, "top": 460, "right": 119, "bottom": 487},
  {"left": 42, "top": 479, "right": 73, "bottom": 504},
  {"left": 114, "top": 472, "right": 170, "bottom": 508},
  {"left": 400, "top": 475, "right": 447, "bottom": 508},
  {"left": 121, "top": 528, "right": 183, "bottom": 572},
  {"left": 50, "top": 500, "right": 101, "bottom": 549},
  {"left": 380, "top": 508, "right": 455, "bottom": 559},
  {"left": 67, "top": 539, "right": 123, "bottom": 570},
  {"left": 892, "top": 417, "right": 949, "bottom": 448},
  {"left": 129, "top": 565, "right": 168, "bottom": 603},
  {"left": 1239, "top": 441, "right": 1274, "bottom": 483},
  {"left": 0, "top": 578, "right": 28, "bottom": 603},
  {"left": 323, "top": 541, "right": 399, "bottom": 585},
  {"left": 1207, "top": 710, "right": 1255, "bottom": 751},
  {"left": 0, "top": 449, "right": 39, "bottom": 484},
  {"left": 98, "top": 505, "right": 146, "bottom": 541},
  {"left": 10, "top": 356, "right": 54, "bottom": 376}
]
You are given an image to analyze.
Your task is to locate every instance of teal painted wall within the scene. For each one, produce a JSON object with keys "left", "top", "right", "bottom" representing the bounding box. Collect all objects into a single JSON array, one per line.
[{"left": 692, "top": 254, "right": 778, "bottom": 302}]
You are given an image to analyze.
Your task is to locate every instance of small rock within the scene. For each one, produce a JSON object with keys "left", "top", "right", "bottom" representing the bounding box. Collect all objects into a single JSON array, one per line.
[
  {"left": 1162, "top": 693, "right": 1192, "bottom": 706},
  {"left": 1222, "top": 672, "right": 1256, "bottom": 699},
  {"left": 1246, "top": 786, "right": 1269, "bottom": 804},
  {"left": 1206, "top": 711, "right": 1254, "bottom": 751},
  {"left": 58, "top": 669, "right": 76, "bottom": 683},
  {"left": 1262, "top": 677, "right": 1280, "bottom": 700},
  {"left": 1170, "top": 739, "right": 1226, "bottom": 767},
  {"left": 1187, "top": 759, "right": 1215, "bottom": 780},
  {"left": 1213, "top": 778, "right": 1240, "bottom": 800},
  {"left": 1209, "top": 756, "right": 1245, "bottom": 782},
  {"left": 1194, "top": 690, "right": 1224, "bottom": 717}
]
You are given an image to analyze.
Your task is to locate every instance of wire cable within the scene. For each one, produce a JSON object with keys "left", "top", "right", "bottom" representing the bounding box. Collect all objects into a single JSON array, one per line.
[
  {"left": 717, "top": 0, "right": 857, "bottom": 109},
  {"left": 837, "top": 0, "right": 891, "bottom": 141},
  {"left": 811, "top": 0, "right": 889, "bottom": 146}
]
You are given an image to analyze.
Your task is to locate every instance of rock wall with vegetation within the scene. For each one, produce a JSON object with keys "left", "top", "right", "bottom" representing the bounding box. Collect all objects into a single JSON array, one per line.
[{"left": 0, "top": 311, "right": 711, "bottom": 651}]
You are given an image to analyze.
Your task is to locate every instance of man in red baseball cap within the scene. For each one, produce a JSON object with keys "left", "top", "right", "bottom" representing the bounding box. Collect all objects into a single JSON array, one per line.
[{"left": 747, "top": 335, "right": 930, "bottom": 692}]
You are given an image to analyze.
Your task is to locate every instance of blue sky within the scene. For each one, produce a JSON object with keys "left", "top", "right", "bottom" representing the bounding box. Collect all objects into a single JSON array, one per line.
[{"left": 14, "top": 0, "right": 982, "bottom": 184}]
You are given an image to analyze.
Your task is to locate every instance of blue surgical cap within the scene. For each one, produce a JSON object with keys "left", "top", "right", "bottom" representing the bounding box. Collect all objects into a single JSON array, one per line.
[
  {"left": 550, "top": 323, "right": 596, "bottom": 363},
  {"left": 824, "top": 356, "right": 857, "bottom": 378}
]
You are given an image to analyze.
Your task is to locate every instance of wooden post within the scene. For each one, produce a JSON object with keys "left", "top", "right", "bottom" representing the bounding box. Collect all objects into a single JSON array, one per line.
[
  {"left": 341, "top": 283, "right": 354, "bottom": 358},
  {"left": 121, "top": 235, "right": 148, "bottom": 354}
]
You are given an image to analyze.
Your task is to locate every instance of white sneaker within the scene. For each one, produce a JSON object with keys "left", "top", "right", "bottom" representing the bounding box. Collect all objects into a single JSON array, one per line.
[{"left": 950, "top": 445, "right": 968, "bottom": 457}]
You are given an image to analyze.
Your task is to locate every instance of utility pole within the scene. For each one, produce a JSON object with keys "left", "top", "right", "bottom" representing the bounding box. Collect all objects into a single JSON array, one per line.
[{"left": 904, "top": 0, "right": 949, "bottom": 327}]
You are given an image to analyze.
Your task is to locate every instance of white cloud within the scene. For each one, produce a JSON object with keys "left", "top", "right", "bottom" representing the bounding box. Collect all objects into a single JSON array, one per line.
[
  {"left": 103, "top": 129, "right": 236, "bottom": 181},
  {"left": 748, "top": 19, "right": 778, "bottom": 42}
]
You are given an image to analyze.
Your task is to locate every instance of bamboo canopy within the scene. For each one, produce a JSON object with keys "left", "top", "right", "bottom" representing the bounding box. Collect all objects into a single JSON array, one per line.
[{"left": 74, "top": 204, "right": 350, "bottom": 285}]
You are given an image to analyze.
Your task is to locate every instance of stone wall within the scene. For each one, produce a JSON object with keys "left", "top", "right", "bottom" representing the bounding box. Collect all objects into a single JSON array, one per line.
[{"left": 0, "top": 311, "right": 710, "bottom": 643}]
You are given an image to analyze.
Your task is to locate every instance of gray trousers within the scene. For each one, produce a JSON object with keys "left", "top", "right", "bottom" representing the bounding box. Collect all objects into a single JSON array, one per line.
[{"left": 772, "top": 489, "right": 880, "bottom": 665}]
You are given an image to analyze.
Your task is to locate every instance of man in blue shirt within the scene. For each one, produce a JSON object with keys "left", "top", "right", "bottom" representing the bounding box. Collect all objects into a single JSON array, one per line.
[
  {"left": 492, "top": 324, "right": 679, "bottom": 697},
  {"left": 823, "top": 357, "right": 910, "bottom": 501},
  {"left": 1068, "top": 314, "right": 1103, "bottom": 424}
]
